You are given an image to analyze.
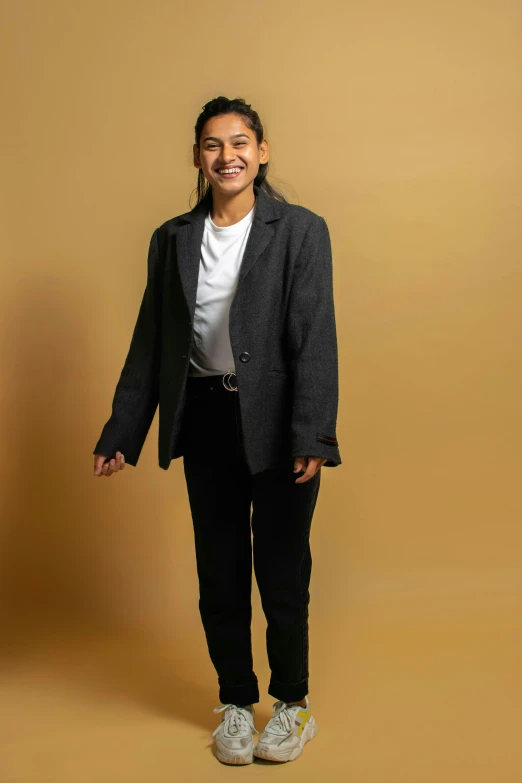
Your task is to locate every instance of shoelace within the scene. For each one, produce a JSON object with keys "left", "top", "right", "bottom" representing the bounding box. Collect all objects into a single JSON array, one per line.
[
  {"left": 265, "top": 700, "right": 297, "bottom": 735},
  {"left": 209, "top": 704, "right": 259, "bottom": 742}
]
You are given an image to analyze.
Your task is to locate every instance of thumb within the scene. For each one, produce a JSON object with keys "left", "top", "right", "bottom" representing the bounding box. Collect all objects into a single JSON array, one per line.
[
  {"left": 93, "top": 454, "right": 109, "bottom": 475},
  {"left": 293, "top": 457, "right": 306, "bottom": 472}
]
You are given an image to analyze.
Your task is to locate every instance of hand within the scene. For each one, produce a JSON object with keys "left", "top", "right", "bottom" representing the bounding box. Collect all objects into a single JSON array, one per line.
[
  {"left": 293, "top": 456, "right": 327, "bottom": 483},
  {"left": 93, "top": 451, "right": 125, "bottom": 477}
]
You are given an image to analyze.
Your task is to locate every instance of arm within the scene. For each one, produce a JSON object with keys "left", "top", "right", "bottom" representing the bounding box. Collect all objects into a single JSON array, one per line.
[
  {"left": 287, "top": 215, "right": 341, "bottom": 468},
  {"left": 92, "top": 228, "right": 162, "bottom": 467}
]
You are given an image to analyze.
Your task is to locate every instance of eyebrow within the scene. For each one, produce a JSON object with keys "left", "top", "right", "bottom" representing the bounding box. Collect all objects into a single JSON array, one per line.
[{"left": 202, "top": 133, "right": 250, "bottom": 142}]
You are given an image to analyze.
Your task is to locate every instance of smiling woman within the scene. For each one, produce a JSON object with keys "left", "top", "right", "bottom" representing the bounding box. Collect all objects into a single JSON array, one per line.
[
  {"left": 191, "top": 97, "right": 288, "bottom": 225},
  {"left": 93, "top": 95, "right": 340, "bottom": 767}
]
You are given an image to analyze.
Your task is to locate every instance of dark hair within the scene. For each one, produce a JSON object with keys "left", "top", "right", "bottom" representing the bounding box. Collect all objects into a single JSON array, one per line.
[{"left": 190, "top": 96, "right": 289, "bottom": 209}]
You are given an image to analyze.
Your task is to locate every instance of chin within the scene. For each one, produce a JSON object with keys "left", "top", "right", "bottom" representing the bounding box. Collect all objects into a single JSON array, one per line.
[{"left": 215, "top": 181, "right": 251, "bottom": 193}]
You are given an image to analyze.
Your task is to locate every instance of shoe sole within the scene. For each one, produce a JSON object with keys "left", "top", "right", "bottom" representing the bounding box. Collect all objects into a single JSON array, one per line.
[
  {"left": 214, "top": 733, "right": 255, "bottom": 765},
  {"left": 214, "top": 745, "right": 254, "bottom": 765},
  {"left": 253, "top": 716, "right": 318, "bottom": 763}
]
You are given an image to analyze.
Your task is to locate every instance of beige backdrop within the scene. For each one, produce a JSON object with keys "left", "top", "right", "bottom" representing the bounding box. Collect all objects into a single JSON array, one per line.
[{"left": 1, "top": 0, "right": 520, "bottom": 780}]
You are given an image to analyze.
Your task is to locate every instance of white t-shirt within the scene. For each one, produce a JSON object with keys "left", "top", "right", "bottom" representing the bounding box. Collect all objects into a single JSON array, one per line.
[{"left": 188, "top": 200, "right": 257, "bottom": 377}]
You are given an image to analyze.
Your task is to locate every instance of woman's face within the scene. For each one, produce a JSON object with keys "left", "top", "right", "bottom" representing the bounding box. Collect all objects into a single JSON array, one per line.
[{"left": 194, "top": 113, "right": 269, "bottom": 196}]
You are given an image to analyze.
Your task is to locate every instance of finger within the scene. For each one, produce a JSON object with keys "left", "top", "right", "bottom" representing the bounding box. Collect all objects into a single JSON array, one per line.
[
  {"left": 114, "top": 451, "right": 124, "bottom": 471},
  {"left": 114, "top": 452, "right": 125, "bottom": 471},
  {"left": 106, "top": 458, "right": 116, "bottom": 477},
  {"left": 94, "top": 455, "right": 107, "bottom": 476},
  {"left": 295, "top": 458, "right": 311, "bottom": 483},
  {"left": 295, "top": 457, "right": 323, "bottom": 483}
]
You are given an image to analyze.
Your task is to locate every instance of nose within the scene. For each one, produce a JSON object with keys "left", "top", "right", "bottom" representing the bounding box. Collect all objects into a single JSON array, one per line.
[{"left": 219, "top": 145, "right": 237, "bottom": 163}]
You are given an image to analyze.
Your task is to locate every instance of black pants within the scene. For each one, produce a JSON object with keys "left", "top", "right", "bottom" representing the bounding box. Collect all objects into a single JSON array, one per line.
[{"left": 179, "top": 372, "right": 321, "bottom": 706}]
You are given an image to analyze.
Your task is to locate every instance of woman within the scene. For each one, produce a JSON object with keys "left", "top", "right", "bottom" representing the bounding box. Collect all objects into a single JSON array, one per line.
[{"left": 93, "top": 96, "right": 341, "bottom": 765}]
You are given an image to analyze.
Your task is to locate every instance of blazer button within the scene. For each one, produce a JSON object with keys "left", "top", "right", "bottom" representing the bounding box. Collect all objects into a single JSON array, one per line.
[
  {"left": 239, "top": 352, "right": 250, "bottom": 363},
  {"left": 182, "top": 354, "right": 187, "bottom": 359}
]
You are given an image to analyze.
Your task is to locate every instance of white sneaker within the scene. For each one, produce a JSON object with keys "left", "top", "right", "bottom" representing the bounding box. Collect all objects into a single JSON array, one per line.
[
  {"left": 210, "top": 703, "right": 259, "bottom": 765},
  {"left": 253, "top": 696, "right": 318, "bottom": 762}
]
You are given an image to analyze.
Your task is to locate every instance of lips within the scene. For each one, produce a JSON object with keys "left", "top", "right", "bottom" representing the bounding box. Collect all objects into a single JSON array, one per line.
[{"left": 216, "top": 167, "right": 244, "bottom": 178}]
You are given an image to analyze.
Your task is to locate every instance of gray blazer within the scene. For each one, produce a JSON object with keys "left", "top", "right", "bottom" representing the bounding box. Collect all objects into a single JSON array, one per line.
[{"left": 93, "top": 183, "right": 341, "bottom": 475}]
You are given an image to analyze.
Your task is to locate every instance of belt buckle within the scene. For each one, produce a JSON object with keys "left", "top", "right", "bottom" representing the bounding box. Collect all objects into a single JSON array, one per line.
[{"left": 222, "top": 371, "right": 238, "bottom": 391}]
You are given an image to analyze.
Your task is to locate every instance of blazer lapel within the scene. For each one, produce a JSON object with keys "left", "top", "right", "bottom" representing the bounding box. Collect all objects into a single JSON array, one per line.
[{"left": 174, "top": 184, "right": 284, "bottom": 320}]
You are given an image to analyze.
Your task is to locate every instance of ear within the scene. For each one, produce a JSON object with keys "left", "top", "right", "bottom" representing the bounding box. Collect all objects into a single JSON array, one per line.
[{"left": 260, "top": 138, "right": 270, "bottom": 164}]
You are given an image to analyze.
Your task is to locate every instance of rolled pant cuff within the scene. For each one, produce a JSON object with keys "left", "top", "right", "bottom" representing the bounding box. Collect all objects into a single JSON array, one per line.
[
  {"left": 219, "top": 679, "right": 260, "bottom": 706},
  {"left": 268, "top": 677, "right": 309, "bottom": 704}
]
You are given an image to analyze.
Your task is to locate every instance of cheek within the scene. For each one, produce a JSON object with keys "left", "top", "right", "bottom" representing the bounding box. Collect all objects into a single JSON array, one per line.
[
  {"left": 243, "top": 152, "right": 259, "bottom": 168},
  {"left": 200, "top": 154, "right": 214, "bottom": 171}
]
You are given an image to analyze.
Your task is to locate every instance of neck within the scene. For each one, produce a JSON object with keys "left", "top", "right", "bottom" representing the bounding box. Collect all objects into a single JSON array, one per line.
[{"left": 210, "top": 185, "right": 256, "bottom": 227}]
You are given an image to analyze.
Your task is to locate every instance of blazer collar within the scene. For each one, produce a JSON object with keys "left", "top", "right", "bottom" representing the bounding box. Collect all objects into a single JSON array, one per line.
[{"left": 179, "top": 182, "right": 285, "bottom": 225}]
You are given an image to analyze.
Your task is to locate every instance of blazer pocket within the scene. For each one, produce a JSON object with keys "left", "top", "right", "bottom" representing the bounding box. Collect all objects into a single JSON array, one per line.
[{"left": 268, "top": 368, "right": 288, "bottom": 376}]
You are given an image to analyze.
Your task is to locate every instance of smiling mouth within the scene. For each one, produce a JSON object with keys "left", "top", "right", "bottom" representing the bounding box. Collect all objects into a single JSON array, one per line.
[{"left": 216, "top": 167, "right": 244, "bottom": 177}]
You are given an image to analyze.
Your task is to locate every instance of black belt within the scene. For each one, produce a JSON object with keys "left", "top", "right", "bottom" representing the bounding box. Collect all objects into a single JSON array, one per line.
[{"left": 186, "top": 371, "right": 238, "bottom": 392}]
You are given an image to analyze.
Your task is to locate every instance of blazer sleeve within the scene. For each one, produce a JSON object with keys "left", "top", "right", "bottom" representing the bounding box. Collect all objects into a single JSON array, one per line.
[
  {"left": 92, "top": 228, "right": 162, "bottom": 467},
  {"left": 286, "top": 215, "right": 341, "bottom": 468}
]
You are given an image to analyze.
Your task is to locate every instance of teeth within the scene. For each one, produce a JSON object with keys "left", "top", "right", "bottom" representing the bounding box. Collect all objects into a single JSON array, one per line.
[{"left": 218, "top": 168, "right": 242, "bottom": 174}]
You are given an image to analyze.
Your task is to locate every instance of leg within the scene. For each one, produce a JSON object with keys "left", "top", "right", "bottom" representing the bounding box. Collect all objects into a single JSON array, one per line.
[
  {"left": 251, "top": 462, "right": 321, "bottom": 703},
  {"left": 182, "top": 377, "right": 259, "bottom": 705}
]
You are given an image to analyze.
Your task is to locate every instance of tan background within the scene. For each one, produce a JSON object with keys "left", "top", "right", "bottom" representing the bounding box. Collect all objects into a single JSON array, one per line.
[{"left": 1, "top": 0, "right": 520, "bottom": 779}]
